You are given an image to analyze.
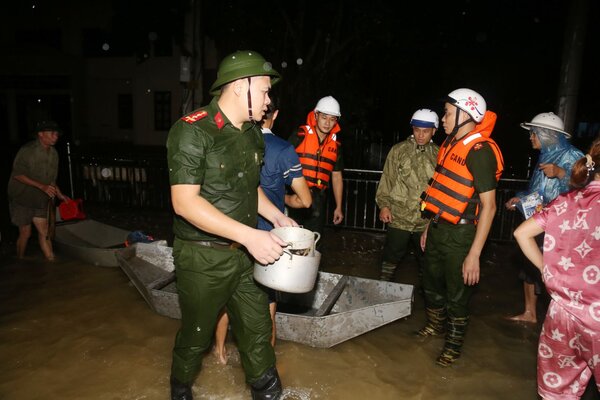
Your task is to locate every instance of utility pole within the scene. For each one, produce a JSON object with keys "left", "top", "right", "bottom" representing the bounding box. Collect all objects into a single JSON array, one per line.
[
  {"left": 556, "top": 0, "right": 589, "bottom": 135},
  {"left": 180, "top": 0, "right": 203, "bottom": 115}
]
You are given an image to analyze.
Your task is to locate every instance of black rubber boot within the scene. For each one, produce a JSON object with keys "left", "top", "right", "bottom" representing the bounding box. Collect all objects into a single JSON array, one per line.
[
  {"left": 170, "top": 376, "right": 193, "bottom": 400},
  {"left": 436, "top": 316, "right": 469, "bottom": 367},
  {"left": 251, "top": 367, "right": 283, "bottom": 400},
  {"left": 416, "top": 307, "right": 447, "bottom": 337}
]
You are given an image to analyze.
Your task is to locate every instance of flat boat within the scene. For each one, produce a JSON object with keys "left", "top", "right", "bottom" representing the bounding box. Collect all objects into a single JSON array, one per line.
[
  {"left": 115, "top": 242, "right": 414, "bottom": 348},
  {"left": 54, "top": 219, "right": 130, "bottom": 267}
]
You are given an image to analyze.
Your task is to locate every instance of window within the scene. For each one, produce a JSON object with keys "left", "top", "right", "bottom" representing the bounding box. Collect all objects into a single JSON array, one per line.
[
  {"left": 154, "top": 91, "right": 171, "bottom": 131},
  {"left": 118, "top": 94, "right": 133, "bottom": 129}
]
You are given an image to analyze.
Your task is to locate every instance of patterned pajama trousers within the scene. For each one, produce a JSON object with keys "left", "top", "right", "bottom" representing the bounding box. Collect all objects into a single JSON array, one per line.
[{"left": 537, "top": 301, "right": 600, "bottom": 399}]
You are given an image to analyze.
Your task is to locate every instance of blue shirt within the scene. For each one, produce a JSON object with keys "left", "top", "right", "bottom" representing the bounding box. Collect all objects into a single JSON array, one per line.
[{"left": 258, "top": 128, "right": 304, "bottom": 231}]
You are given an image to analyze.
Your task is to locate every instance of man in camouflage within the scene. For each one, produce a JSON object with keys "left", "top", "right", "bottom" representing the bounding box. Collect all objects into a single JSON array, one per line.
[{"left": 376, "top": 109, "right": 439, "bottom": 283}]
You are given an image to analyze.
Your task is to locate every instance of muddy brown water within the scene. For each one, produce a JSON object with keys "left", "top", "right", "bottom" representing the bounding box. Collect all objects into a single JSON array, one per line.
[{"left": 0, "top": 209, "right": 543, "bottom": 399}]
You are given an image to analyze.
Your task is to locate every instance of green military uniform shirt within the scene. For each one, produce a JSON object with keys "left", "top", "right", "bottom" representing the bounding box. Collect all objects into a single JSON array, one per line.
[
  {"left": 166, "top": 97, "right": 264, "bottom": 241},
  {"left": 464, "top": 141, "right": 498, "bottom": 217},
  {"left": 7, "top": 139, "right": 59, "bottom": 209}
]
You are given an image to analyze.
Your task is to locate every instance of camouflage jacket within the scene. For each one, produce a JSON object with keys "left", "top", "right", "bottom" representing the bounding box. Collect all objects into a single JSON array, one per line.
[{"left": 375, "top": 136, "right": 439, "bottom": 231}]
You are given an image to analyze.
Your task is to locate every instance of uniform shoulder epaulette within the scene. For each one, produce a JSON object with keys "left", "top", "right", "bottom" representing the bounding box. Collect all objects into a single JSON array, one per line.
[
  {"left": 472, "top": 140, "right": 492, "bottom": 151},
  {"left": 181, "top": 110, "right": 208, "bottom": 124}
]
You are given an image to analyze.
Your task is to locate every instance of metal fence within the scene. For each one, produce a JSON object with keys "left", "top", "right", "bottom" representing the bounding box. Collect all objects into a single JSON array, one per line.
[
  {"left": 323, "top": 169, "right": 528, "bottom": 242},
  {"left": 70, "top": 150, "right": 171, "bottom": 210},
  {"left": 69, "top": 151, "right": 528, "bottom": 243}
]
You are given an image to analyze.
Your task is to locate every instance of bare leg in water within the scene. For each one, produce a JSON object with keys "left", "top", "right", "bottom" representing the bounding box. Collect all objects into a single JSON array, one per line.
[
  {"left": 269, "top": 302, "right": 277, "bottom": 347},
  {"left": 214, "top": 301, "right": 277, "bottom": 364},
  {"left": 16, "top": 225, "right": 32, "bottom": 259},
  {"left": 33, "top": 217, "right": 54, "bottom": 261},
  {"left": 507, "top": 282, "right": 537, "bottom": 323},
  {"left": 213, "top": 310, "right": 229, "bottom": 365}
]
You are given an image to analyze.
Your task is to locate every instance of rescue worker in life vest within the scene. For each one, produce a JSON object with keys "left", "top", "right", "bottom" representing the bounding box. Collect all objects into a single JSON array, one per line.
[
  {"left": 166, "top": 50, "right": 296, "bottom": 400},
  {"left": 418, "top": 88, "right": 504, "bottom": 367},
  {"left": 288, "top": 96, "right": 344, "bottom": 236}
]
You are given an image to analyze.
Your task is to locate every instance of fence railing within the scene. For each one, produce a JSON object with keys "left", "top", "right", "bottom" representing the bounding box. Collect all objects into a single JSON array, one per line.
[
  {"left": 70, "top": 151, "right": 171, "bottom": 210},
  {"left": 322, "top": 170, "right": 528, "bottom": 242},
  {"left": 69, "top": 153, "right": 528, "bottom": 242}
]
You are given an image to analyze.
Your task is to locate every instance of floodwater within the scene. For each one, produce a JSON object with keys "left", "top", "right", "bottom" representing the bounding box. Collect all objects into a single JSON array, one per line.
[{"left": 0, "top": 225, "right": 544, "bottom": 400}]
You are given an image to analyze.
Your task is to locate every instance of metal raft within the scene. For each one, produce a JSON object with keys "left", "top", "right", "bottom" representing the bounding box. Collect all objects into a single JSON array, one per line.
[
  {"left": 275, "top": 274, "right": 413, "bottom": 348},
  {"left": 115, "top": 241, "right": 180, "bottom": 319},
  {"left": 54, "top": 219, "right": 130, "bottom": 267},
  {"left": 115, "top": 242, "right": 413, "bottom": 348}
]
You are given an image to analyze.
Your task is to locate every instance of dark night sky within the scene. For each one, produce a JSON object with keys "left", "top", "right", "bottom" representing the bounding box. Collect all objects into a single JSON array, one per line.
[
  {"left": 5, "top": 0, "right": 599, "bottom": 173},
  {"left": 195, "top": 0, "right": 599, "bottom": 173}
]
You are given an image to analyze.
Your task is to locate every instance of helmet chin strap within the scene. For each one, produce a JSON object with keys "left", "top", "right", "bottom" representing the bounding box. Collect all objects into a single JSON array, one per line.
[
  {"left": 246, "top": 77, "right": 255, "bottom": 122},
  {"left": 450, "top": 108, "right": 472, "bottom": 136}
]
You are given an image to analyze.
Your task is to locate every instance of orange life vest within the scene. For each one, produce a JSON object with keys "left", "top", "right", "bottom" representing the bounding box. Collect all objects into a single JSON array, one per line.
[
  {"left": 420, "top": 111, "right": 504, "bottom": 224},
  {"left": 295, "top": 111, "right": 341, "bottom": 190}
]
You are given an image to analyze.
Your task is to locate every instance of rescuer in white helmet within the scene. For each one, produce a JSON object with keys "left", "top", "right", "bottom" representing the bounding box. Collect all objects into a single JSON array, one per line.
[
  {"left": 376, "top": 108, "right": 439, "bottom": 284},
  {"left": 288, "top": 95, "right": 344, "bottom": 237},
  {"left": 419, "top": 88, "right": 504, "bottom": 366}
]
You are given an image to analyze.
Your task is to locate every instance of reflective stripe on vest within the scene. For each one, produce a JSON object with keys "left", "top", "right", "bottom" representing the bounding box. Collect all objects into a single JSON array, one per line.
[
  {"left": 420, "top": 132, "right": 503, "bottom": 224},
  {"left": 295, "top": 125, "right": 339, "bottom": 189}
]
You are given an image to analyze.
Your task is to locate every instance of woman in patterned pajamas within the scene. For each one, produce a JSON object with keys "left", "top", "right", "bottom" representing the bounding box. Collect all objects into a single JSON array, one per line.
[{"left": 514, "top": 137, "right": 600, "bottom": 400}]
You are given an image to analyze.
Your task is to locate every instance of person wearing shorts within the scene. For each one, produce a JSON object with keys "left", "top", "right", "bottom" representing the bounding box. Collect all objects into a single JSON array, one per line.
[{"left": 7, "top": 121, "right": 68, "bottom": 261}]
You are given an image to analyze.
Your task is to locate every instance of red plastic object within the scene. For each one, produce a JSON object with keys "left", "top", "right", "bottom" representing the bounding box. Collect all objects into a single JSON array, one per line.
[{"left": 58, "top": 199, "right": 86, "bottom": 221}]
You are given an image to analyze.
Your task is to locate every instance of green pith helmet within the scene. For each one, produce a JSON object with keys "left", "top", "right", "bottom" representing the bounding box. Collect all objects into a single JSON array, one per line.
[{"left": 209, "top": 50, "right": 281, "bottom": 96}]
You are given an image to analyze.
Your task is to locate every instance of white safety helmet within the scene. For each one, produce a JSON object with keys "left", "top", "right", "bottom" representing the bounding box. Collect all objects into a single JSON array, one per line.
[
  {"left": 520, "top": 112, "right": 571, "bottom": 138},
  {"left": 447, "top": 88, "right": 486, "bottom": 123},
  {"left": 314, "top": 96, "right": 341, "bottom": 117},
  {"left": 410, "top": 109, "right": 439, "bottom": 129}
]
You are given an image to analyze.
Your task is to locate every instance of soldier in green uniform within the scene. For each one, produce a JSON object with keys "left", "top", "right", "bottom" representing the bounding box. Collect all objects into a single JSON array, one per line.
[
  {"left": 166, "top": 50, "right": 295, "bottom": 400},
  {"left": 419, "top": 89, "right": 503, "bottom": 367}
]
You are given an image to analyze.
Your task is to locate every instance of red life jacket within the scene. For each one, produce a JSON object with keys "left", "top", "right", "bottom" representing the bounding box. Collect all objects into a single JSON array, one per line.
[
  {"left": 420, "top": 111, "right": 504, "bottom": 224},
  {"left": 295, "top": 111, "right": 341, "bottom": 190}
]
